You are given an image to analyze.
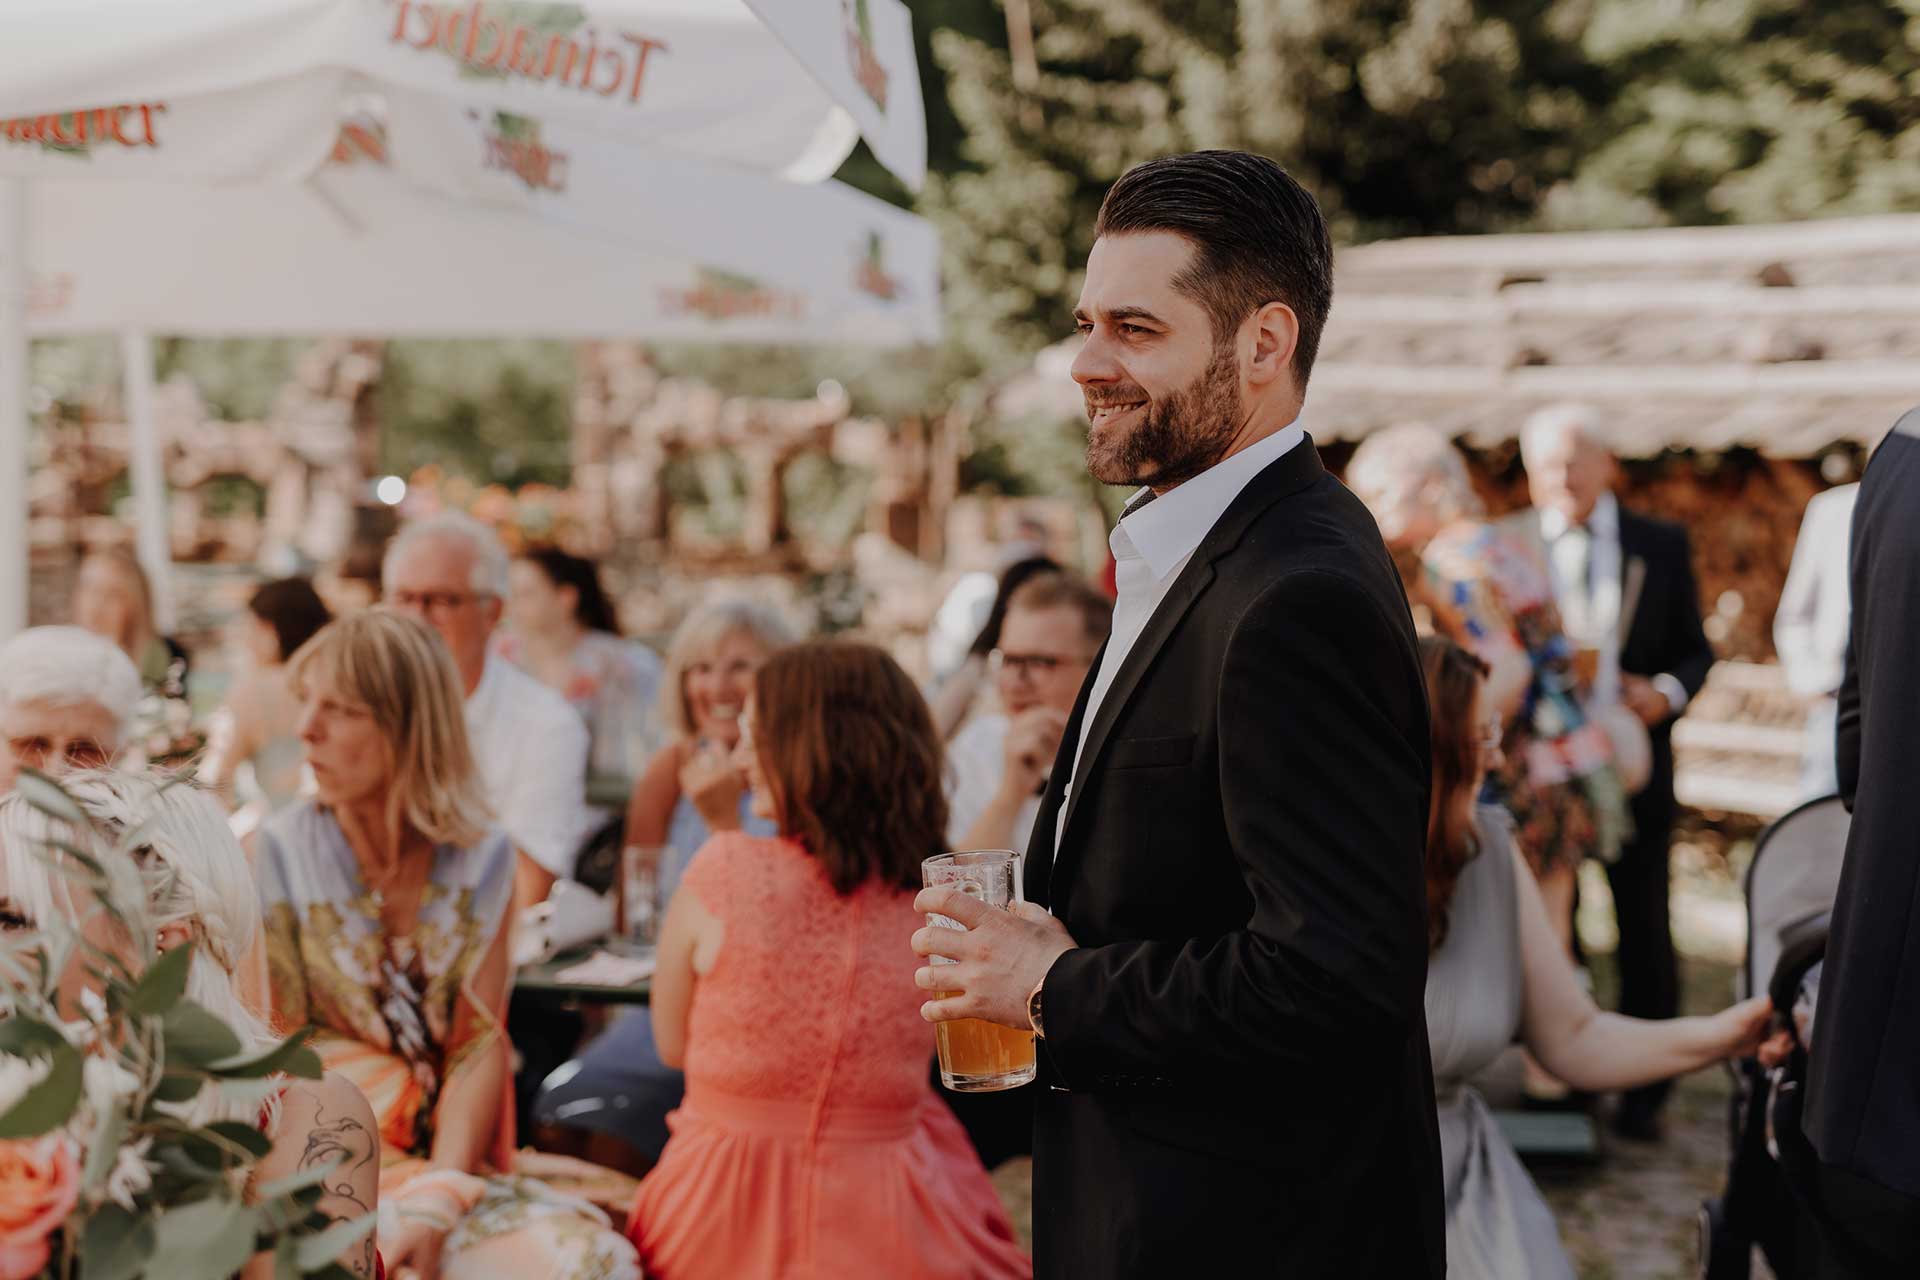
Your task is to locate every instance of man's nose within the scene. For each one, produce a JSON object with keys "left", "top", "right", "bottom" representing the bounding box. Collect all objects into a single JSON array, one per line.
[{"left": 1071, "top": 333, "right": 1121, "bottom": 388}]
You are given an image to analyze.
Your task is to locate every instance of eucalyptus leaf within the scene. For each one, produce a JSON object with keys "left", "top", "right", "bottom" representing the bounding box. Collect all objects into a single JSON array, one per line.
[
  {"left": 151, "top": 1140, "right": 228, "bottom": 1183},
  {"left": 125, "top": 940, "right": 194, "bottom": 1017},
  {"left": 254, "top": 1156, "right": 342, "bottom": 1203},
  {"left": 0, "top": 1021, "right": 84, "bottom": 1138},
  {"left": 78, "top": 1204, "right": 154, "bottom": 1280},
  {"left": 82, "top": 1103, "right": 130, "bottom": 1193},
  {"left": 146, "top": 1194, "right": 261, "bottom": 1279},
  {"left": 207, "top": 1028, "right": 320, "bottom": 1080},
  {"left": 150, "top": 1071, "right": 206, "bottom": 1107},
  {"left": 14, "top": 768, "right": 87, "bottom": 824},
  {"left": 205, "top": 1119, "right": 275, "bottom": 1161},
  {"left": 293, "top": 1213, "right": 376, "bottom": 1271},
  {"left": 162, "top": 1001, "right": 244, "bottom": 1068}
]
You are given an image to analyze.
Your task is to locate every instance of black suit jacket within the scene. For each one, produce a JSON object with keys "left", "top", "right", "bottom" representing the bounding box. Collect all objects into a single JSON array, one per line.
[
  {"left": 1023, "top": 438, "right": 1444, "bottom": 1278},
  {"left": 1807, "top": 406, "right": 1920, "bottom": 1199},
  {"left": 1616, "top": 507, "right": 1714, "bottom": 821}
]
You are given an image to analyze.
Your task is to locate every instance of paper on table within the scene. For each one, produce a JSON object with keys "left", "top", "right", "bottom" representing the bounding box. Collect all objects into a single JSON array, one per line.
[{"left": 553, "top": 950, "right": 656, "bottom": 987}]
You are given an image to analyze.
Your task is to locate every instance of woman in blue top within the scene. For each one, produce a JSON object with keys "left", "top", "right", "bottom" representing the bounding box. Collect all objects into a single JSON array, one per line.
[{"left": 534, "top": 598, "right": 792, "bottom": 1170}]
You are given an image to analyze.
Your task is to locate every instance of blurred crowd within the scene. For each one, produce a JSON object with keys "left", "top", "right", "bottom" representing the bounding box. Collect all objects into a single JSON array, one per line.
[{"left": 0, "top": 392, "right": 1862, "bottom": 1280}]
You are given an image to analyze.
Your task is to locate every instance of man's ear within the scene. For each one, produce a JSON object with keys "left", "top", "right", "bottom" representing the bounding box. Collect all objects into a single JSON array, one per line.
[{"left": 1245, "top": 300, "right": 1301, "bottom": 388}]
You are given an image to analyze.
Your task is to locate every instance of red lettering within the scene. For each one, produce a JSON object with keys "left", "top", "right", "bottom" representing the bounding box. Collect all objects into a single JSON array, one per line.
[
  {"left": 541, "top": 33, "right": 582, "bottom": 85},
  {"left": 437, "top": 5, "right": 465, "bottom": 55},
  {"left": 401, "top": 0, "right": 440, "bottom": 49},
  {"left": 595, "top": 44, "right": 624, "bottom": 97},
  {"left": 505, "top": 26, "right": 540, "bottom": 76},
  {"left": 135, "top": 104, "right": 164, "bottom": 146},
  {"left": 462, "top": 1, "right": 504, "bottom": 68},
  {"left": 622, "top": 34, "right": 668, "bottom": 103},
  {"left": 580, "top": 27, "right": 602, "bottom": 91},
  {"left": 106, "top": 105, "right": 134, "bottom": 145}
]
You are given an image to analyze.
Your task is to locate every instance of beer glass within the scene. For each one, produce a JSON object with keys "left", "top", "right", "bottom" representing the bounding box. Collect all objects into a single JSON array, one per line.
[
  {"left": 616, "top": 845, "right": 663, "bottom": 957},
  {"left": 922, "top": 849, "right": 1038, "bottom": 1091}
]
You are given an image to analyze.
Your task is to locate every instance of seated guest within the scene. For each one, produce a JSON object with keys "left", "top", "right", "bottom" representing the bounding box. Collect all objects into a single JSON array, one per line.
[
  {"left": 496, "top": 547, "right": 665, "bottom": 798},
  {"left": 0, "top": 769, "right": 381, "bottom": 1279},
  {"left": 72, "top": 547, "right": 189, "bottom": 695},
  {"left": 202, "top": 577, "right": 333, "bottom": 814},
  {"left": 384, "top": 512, "right": 592, "bottom": 909},
  {"left": 534, "top": 599, "right": 792, "bottom": 1169},
  {"left": 629, "top": 640, "right": 1030, "bottom": 1279},
  {"left": 0, "top": 625, "right": 143, "bottom": 792},
  {"left": 259, "top": 609, "right": 640, "bottom": 1280},
  {"left": 946, "top": 572, "right": 1110, "bottom": 852},
  {"left": 1417, "top": 635, "right": 1771, "bottom": 1279},
  {"left": 928, "top": 555, "right": 1062, "bottom": 742}
]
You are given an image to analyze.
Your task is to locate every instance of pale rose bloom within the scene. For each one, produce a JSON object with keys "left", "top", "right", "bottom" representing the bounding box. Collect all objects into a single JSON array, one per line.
[
  {"left": 0, "top": 1059, "right": 50, "bottom": 1122},
  {"left": 0, "top": 1136, "right": 79, "bottom": 1280}
]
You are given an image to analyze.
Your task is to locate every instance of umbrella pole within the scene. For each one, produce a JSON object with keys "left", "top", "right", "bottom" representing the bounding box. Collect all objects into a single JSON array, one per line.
[
  {"left": 0, "top": 181, "right": 27, "bottom": 639},
  {"left": 120, "top": 330, "right": 176, "bottom": 635}
]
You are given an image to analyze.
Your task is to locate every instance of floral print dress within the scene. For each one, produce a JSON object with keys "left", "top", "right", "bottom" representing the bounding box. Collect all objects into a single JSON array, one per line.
[
  {"left": 1420, "top": 521, "right": 1630, "bottom": 874},
  {"left": 258, "top": 802, "right": 640, "bottom": 1280}
]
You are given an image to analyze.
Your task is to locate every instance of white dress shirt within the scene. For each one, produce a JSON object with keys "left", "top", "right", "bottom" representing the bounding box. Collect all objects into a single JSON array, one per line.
[
  {"left": 944, "top": 714, "right": 1042, "bottom": 852},
  {"left": 1057, "top": 420, "right": 1307, "bottom": 845},
  {"left": 1540, "top": 492, "right": 1689, "bottom": 715},
  {"left": 466, "top": 654, "right": 594, "bottom": 877},
  {"left": 1774, "top": 483, "right": 1859, "bottom": 698}
]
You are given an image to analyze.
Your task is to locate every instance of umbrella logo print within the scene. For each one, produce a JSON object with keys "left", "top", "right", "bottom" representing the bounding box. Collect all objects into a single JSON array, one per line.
[
  {"left": 854, "top": 231, "right": 902, "bottom": 301},
  {"left": 1, "top": 103, "right": 167, "bottom": 157},
  {"left": 664, "top": 268, "right": 807, "bottom": 322},
  {"left": 479, "top": 110, "right": 570, "bottom": 192}
]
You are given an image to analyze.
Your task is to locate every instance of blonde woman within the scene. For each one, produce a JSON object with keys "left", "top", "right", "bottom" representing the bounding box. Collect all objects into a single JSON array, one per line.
[
  {"left": 0, "top": 770, "right": 382, "bottom": 1278},
  {"left": 71, "top": 547, "right": 189, "bottom": 694},
  {"left": 258, "top": 610, "right": 639, "bottom": 1280}
]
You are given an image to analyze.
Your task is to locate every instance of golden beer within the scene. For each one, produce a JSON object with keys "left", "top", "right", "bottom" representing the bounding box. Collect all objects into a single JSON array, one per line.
[
  {"left": 923, "top": 850, "right": 1038, "bottom": 1092},
  {"left": 934, "top": 998, "right": 1037, "bottom": 1091}
]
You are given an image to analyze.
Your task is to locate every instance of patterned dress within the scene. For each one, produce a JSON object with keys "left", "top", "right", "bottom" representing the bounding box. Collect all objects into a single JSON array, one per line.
[
  {"left": 1420, "top": 521, "right": 1629, "bottom": 873},
  {"left": 258, "top": 802, "right": 641, "bottom": 1280}
]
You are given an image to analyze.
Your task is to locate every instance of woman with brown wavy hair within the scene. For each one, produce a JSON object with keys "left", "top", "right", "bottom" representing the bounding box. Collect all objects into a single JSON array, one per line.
[
  {"left": 629, "top": 640, "right": 1029, "bottom": 1279},
  {"left": 1418, "top": 633, "right": 1770, "bottom": 1278}
]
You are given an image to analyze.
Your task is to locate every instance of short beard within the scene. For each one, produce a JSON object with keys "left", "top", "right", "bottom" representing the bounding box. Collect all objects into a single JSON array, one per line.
[{"left": 1084, "top": 341, "right": 1244, "bottom": 489}]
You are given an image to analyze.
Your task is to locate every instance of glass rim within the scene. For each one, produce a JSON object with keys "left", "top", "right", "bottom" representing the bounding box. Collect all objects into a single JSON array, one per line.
[{"left": 922, "top": 848, "right": 1020, "bottom": 868}]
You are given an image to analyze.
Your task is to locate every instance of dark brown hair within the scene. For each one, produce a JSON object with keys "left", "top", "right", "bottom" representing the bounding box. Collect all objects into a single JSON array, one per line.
[
  {"left": 751, "top": 640, "right": 948, "bottom": 894},
  {"left": 520, "top": 547, "right": 621, "bottom": 635},
  {"left": 1095, "top": 150, "right": 1335, "bottom": 383},
  {"left": 248, "top": 577, "right": 332, "bottom": 662},
  {"left": 1006, "top": 571, "right": 1114, "bottom": 649},
  {"left": 1419, "top": 634, "right": 1491, "bottom": 952}
]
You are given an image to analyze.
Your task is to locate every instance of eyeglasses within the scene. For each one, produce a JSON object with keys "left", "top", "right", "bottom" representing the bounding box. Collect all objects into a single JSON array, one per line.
[
  {"left": 7, "top": 736, "right": 109, "bottom": 771},
  {"left": 989, "top": 649, "right": 1093, "bottom": 679},
  {"left": 389, "top": 589, "right": 491, "bottom": 615}
]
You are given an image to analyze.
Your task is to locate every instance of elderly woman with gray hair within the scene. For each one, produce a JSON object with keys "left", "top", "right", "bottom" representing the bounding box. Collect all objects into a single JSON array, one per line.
[
  {"left": 1346, "top": 426, "right": 1630, "bottom": 1039},
  {"left": 0, "top": 625, "right": 144, "bottom": 793}
]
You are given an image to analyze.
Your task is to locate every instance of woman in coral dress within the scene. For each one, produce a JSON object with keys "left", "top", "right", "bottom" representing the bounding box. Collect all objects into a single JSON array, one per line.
[{"left": 630, "top": 639, "right": 1031, "bottom": 1279}]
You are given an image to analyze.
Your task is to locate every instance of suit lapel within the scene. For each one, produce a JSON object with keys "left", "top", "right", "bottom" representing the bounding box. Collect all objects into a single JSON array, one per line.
[
  {"left": 1615, "top": 510, "right": 1653, "bottom": 649},
  {"left": 1042, "top": 437, "right": 1327, "bottom": 905},
  {"left": 1025, "top": 644, "right": 1100, "bottom": 907}
]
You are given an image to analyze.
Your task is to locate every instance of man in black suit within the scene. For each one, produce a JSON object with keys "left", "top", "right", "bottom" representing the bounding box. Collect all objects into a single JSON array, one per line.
[
  {"left": 1520, "top": 405, "right": 1716, "bottom": 1140},
  {"left": 911, "top": 152, "right": 1443, "bottom": 1278},
  {"left": 1794, "top": 407, "right": 1920, "bottom": 1276}
]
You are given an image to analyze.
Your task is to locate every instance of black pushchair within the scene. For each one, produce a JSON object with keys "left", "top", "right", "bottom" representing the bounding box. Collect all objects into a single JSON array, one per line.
[{"left": 1699, "top": 794, "right": 1852, "bottom": 1279}]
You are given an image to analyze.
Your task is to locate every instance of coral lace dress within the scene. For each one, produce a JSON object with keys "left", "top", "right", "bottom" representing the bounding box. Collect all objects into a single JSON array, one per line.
[{"left": 629, "top": 833, "right": 1031, "bottom": 1279}]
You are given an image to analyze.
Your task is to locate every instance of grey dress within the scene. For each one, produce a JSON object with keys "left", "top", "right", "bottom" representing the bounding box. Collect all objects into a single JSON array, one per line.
[{"left": 1425, "top": 806, "right": 1577, "bottom": 1279}]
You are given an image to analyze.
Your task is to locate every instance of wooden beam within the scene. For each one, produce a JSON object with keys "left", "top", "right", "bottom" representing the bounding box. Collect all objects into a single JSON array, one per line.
[{"left": 1329, "top": 283, "right": 1920, "bottom": 324}]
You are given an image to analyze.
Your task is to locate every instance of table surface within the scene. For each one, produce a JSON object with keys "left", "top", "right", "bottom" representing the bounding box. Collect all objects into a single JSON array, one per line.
[{"left": 516, "top": 943, "right": 653, "bottom": 1005}]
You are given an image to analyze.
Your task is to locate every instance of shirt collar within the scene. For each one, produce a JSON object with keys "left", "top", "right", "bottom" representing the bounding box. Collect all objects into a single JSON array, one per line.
[
  {"left": 468, "top": 652, "right": 501, "bottom": 708},
  {"left": 1540, "top": 490, "right": 1618, "bottom": 543},
  {"left": 1115, "top": 420, "right": 1306, "bottom": 581}
]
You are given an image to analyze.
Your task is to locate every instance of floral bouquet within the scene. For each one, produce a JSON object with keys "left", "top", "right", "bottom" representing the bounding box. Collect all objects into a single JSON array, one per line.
[{"left": 0, "top": 772, "right": 367, "bottom": 1280}]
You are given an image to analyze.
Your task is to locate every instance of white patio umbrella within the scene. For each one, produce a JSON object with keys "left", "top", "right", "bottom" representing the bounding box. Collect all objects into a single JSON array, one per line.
[{"left": 0, "top": 0, "right": 932, "bottom": 636}]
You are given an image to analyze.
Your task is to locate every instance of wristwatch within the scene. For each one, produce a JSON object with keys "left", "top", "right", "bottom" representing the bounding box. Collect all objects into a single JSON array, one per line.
[{"left": 1027, "top": 977, "right": 1047, "bottom": 1039}]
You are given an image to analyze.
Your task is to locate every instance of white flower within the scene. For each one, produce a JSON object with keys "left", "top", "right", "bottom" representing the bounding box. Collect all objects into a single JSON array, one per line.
[
  {"left": 77, "top": 988, "right": 108, "bottom": 1027},
  {"left": 104, "top": 1138, "right": 153, "bottom": 1211},
  {"left": 0, "top": 1053, "right": 51, "bottom": 1117},
  {"left": 80, "top": 1056, "right": 141, "bottom": 1127}
]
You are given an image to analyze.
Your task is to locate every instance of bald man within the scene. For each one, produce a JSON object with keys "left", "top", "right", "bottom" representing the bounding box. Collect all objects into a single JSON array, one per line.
[{"left": 1518, "top": 404, "right": 1715, "bottom": 1141}]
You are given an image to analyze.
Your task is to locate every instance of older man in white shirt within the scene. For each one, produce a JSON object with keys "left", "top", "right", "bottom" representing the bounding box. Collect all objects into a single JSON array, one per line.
[{"left": 385, "top": 512, "right": 592, "bottom": 910}]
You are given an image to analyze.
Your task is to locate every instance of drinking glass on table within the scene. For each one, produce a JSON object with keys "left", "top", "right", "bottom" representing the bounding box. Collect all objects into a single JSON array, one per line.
[
  {"left": 921, "top": 849, "right": 1038, "bottom": 1092},
  {"left": 617, "top": 844, "right": 664, "bottom": 957}
]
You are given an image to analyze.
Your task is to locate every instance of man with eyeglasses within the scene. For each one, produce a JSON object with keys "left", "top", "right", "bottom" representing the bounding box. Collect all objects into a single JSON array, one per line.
[
  {"left": 0, "top": 625, "right": 143, "bottom": 793},
  {"left": 946, "top": 573, "right": 1113, "bottom": 853},
  {"left": 384, "top": 512, "right": 592, "bottom": 911}
]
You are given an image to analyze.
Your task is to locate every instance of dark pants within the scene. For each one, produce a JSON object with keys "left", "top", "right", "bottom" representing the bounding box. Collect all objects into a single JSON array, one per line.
[
  {"left": 1608, "top": 761, "right": 1681, "bottom": 1120},
  {"left": 1776, "top": 1076, "right": 1920, "bottom": 1277}
]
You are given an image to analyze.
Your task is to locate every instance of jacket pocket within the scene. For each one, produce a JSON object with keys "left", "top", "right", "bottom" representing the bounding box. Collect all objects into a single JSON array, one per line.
[{"left": 1106, "top": 733, "right": 1196, "bottom": 770}]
